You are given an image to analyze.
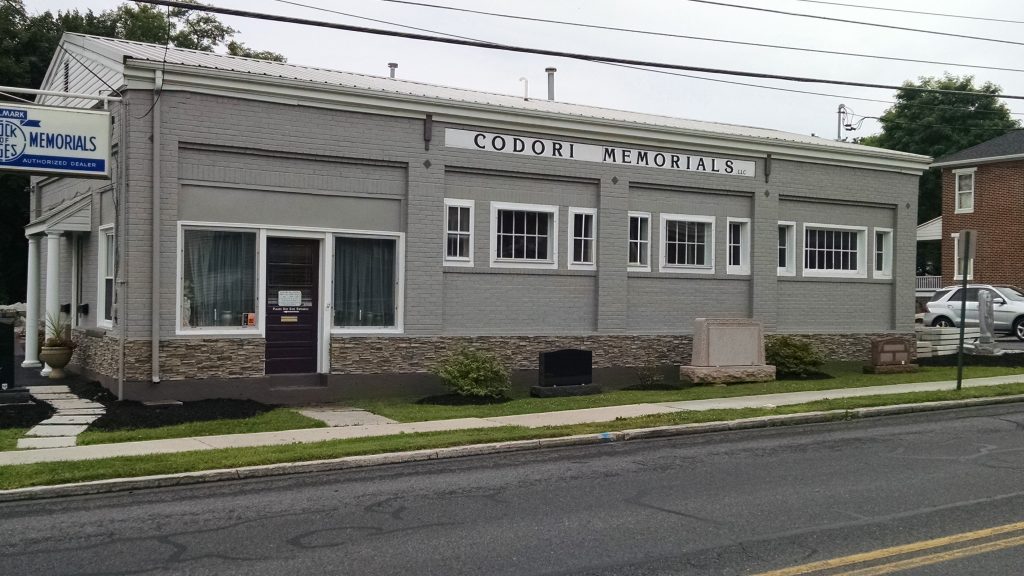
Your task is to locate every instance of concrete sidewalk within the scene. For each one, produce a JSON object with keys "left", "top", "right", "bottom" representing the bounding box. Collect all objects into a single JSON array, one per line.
[{"left": 3, "top": 374, "right": 1024, "bottom": 467}]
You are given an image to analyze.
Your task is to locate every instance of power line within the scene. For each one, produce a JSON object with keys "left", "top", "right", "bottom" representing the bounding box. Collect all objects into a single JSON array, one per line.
[
  {"left": 791, "top": 0, "right": 1024, "bottom": 25},
  {"left": 850, "top": 114, "right": 1018, "bottom": 133},
  {"left": 273, "top": 0, "right": 1024, "bottom": 119},
  {"left": 686, "top": 0, "right": 1024, "bottom": 48},
  {"left": 375, "top": 0, "right": 1024, "bottom": 76},
  {"left": 134, "top": 0, "right": 1024, "bottom": 102}
]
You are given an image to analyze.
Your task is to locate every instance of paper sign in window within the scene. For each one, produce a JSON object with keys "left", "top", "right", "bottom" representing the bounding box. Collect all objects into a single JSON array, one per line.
[{"left": 278, "top": 290, "right": 302, "bottom": 307}]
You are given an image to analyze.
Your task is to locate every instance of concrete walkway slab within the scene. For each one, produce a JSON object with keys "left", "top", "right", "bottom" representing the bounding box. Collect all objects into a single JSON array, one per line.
[
  {"left": 57, "top": 408, "right": 106, "bottom": 416},
  {"left": 39, "top": 415, "right": 102, "bottom": 425},
  {"left": 25, "top": 385, "right": 71, "bottom": 394},
  {"left": 17, "top": 437, "right": 77, "bottom": 449},
  {"left": 47, "top": 399, "right": 103, "bottom": 410},
  {"left": 26, "top": 425, "right": 89, "bottom": 437},
  {"left": 299, "top": 408, "right": 397, "bottom": 427},
  {"left": 31, "top": 393, "right": 80, "bottom": 400}
]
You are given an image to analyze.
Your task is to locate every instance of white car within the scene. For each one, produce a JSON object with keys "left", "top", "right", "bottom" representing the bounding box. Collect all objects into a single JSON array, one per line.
[{"left": 923, "top": 284, "right": 1024, "bottom": 341}]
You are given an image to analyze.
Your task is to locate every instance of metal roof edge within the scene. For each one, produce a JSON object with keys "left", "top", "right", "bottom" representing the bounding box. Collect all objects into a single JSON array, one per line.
[{"left": 122, "top": 59, "right": 931, "bottom": 171}]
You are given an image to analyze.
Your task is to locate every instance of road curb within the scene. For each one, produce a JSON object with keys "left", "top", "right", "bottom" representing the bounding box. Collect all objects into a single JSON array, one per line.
[{"left": 4, "top": 393, "right": 1024, "bottom": 502}]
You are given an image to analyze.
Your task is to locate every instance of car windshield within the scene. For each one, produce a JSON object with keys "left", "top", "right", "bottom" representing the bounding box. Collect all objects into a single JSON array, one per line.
[{"left": 996, "top": 286, "right": 1024, "bottom": 301}]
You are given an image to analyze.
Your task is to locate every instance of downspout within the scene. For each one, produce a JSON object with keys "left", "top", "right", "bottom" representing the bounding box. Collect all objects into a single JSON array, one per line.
[
  {"left": 151, "top": 70, "right": 163, "bottom": 384},
  {"left": 118, "top": 98, "right": 129, "bottom": 400}
]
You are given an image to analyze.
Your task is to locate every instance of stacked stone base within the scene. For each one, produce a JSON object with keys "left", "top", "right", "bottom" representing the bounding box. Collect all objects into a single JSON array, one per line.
[{"left": 679, "top": 365, "right": 776, "bottom": 384}]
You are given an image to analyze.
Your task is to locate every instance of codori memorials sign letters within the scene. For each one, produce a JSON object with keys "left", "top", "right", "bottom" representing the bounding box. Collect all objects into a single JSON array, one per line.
[
  {"left": 0, "top": 104, "right": 110, "bottom": 178},
  {"left": 445, "top": 128, "right": 756, "bottom": 178}
]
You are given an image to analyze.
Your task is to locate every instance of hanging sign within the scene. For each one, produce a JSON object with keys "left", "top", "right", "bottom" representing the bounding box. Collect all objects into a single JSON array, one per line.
[
  {"left": 445, "top": 128, "right": 755, "bottom": 177},
  {"left": 0, "top": 104, "right": 110, "bottom": 178}
]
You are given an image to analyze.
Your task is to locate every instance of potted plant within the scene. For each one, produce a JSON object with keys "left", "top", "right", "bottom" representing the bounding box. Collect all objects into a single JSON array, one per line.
[{"left": 39, "top": 313, "right": 76, "bottom": 380}]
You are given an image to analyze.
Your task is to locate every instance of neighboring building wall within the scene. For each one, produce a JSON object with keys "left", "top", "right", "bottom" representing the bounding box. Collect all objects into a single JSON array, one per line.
[{"left": 941, "top": 162, "right": 1024, "bottom": 288}]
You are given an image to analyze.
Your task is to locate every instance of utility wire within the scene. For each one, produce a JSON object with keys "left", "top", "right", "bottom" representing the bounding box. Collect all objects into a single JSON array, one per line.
[
  {"left": 0, "top": 91, "right": 35, "bottom": 103},
  {"left": 850, "top": 114, "right": 1018, "bottom": 133},
  {"left": 57, "top": 43, "right": 124, "bottom": 97},
  {"left": 791, "top": 0, "right": 1024, "bottom": 25},
  {"left": 375, "top": 0, "right": 1024, "bottom": 76},
  {"left": 686, "top": 0, "right": 1024, "bottom": 48},
  {"left": 275, "top": 0, "right": 1024, "bottom": 119},
  {"left": 134, "top": 0, "right": 1024, "bottom": 102}
]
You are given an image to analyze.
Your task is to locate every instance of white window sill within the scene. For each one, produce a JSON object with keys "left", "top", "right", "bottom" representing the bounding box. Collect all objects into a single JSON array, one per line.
[
  {"left": 659, "top": 265, "right": 715, "bottom": 275},
  {"left": 491, "top": 259, "right": 558, "bottom": 270},
  {"left": 175, "top": 328, "right": 262, "bottom": 337},
  {"left": 331, "top": 327, "right": 404, "bottom": 335},
  {"left": 443, "top": 258, "right": 474, "bottom": 268},
  {"left": 802, "top": 269, "right": 867, "bottom": 279}
]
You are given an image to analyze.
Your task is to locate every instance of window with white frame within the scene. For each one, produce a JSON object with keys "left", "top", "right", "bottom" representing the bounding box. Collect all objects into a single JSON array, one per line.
[
  {"left": 628, "top": 212, "right": 651, "bottom": 270},
  {"left": 490, "top": 202, "right": 558, "bottom": 268},
  {"left": 726, "top": 218, "right": 750, "bottom": 275},
  {"left": 334, "top": 235, "right": 398, "bottom": 328},
  {"left": 444, "top": 199, "right": 474, "bottom": 266},
  {"left": 952, "top": 232, "right": 975, "bottom": 280},
  {"left": 874, "top": 228, "right": 893, "bottom": 278},
  {"left": 179, "top": 228, "right": 258, "bottom": 330},
  {"left": 777, "top": 222, "right": 796, "bottom": 276},
  {"left": 660, "top": 214, "right": 714, "bottom": 273},
  {"left": 568, "top": 208, "right": 596, "bottom": 268},
  {"left": 97, "top": 226, "right": 115, "bottom": 326},
  {"left": 802, "top": 225, "right": 867, "bottom": 277},
  {"left": 954, "top": 168, "right": 975, "bottom": 214}
]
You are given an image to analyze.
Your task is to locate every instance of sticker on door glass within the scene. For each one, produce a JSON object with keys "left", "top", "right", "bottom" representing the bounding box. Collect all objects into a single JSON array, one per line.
[{"left": 278, "top": 290, "right": 302, "bottom": 307}]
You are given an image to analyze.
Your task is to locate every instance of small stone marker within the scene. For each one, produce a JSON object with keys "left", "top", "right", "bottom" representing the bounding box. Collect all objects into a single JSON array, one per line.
[
  {"left": 863, "top": 337, "right": 918, "bottom": 374},
  {"left": 680, "top": 319, "right": 776, "bottom": 384},
  {"left": 531, "top": 349, "right": 601, "bottom": 397}
]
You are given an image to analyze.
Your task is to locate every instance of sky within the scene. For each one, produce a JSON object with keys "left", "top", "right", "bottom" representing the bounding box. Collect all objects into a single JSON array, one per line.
[{"left": 22, "top": 0, "right": 1024, "bottom": 140}]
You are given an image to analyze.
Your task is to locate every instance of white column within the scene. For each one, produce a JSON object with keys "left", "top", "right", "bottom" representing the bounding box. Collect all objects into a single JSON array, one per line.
[
  {"left": 21, "top": 236, "right": 41, "bottom": 368},
  {"left": 41, "top": 231, "right": 61, "bottom": 376}
]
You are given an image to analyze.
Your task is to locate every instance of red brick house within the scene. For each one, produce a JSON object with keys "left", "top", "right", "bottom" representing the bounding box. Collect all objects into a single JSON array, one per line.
[{"left": 932, "top": 131, "right": 1024, "bottom": 288}]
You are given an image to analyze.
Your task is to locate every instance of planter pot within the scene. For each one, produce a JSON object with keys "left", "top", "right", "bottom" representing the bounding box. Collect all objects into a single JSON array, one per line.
[{"left": 39, "top": 346, "right": 74, "bottom": 380}]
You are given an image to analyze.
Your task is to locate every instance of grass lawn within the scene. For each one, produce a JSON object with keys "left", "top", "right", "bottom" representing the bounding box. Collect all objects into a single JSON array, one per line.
[
  {"left": 78, "top": 408, "right": 326, "bottom": 445},
  {"left": 351, "top": 362, "right": 1024, "bottom": 422},
  {"left": 4, "top": 383, "right": 1024, "bottom": 490},
  {"left": 0, "top": 429, "right": 27, "bottom": 452}
]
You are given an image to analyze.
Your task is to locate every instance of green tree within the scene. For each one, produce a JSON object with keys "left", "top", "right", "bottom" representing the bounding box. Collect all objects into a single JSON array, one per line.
[
  {"left": 0, "top": 0, "right": 284, "bottom": 303},
  {"left": 860, "top": 74, "right": 1019, "bottom": 225}
]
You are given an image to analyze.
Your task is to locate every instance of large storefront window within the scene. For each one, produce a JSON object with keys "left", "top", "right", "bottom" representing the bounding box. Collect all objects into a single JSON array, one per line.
[
  {"left": 334, "top": 236, "right": 396, "bottom": 328},
  {"left": 181, "top": 229, "right": 257, "bottom": 329}
]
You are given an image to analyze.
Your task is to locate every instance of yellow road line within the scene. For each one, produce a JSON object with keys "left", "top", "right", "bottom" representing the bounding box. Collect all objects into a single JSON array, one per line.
[
  {"left": 752, "top": 520, "right": 1024, "bottom": 576},
  {"left": 835, "top": 533, "right": 1024, "bottom": 576}
]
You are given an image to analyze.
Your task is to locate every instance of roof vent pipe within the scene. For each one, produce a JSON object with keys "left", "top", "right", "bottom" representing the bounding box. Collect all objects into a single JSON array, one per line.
[
  {"left": 545, "top": 67, "right": 556, "bottom": 101},
  {"left": 388, "top": 62, "right": 398, "bottom": 79}
]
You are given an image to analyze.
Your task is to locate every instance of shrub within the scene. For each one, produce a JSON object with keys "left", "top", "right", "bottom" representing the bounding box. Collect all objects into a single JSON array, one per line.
[
  {"left": 766, "top": 336, "right": 824, "bottom": 378},
  {"left": 432, "top": 348, "right": 511, "bottom": 399}
]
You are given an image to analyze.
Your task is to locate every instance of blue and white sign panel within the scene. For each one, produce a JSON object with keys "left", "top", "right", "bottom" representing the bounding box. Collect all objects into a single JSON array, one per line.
[{"left": 0, "top": 104, "right": 110, "bottom": 178}]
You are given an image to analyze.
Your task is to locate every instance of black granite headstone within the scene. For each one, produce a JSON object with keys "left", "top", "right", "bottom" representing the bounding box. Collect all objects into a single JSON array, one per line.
[
  {"left": 0, "top": 316, "right": 29, "bottom": 404},
  {"left": 532, "top": 349, "right": 600, "bottom": 397}
]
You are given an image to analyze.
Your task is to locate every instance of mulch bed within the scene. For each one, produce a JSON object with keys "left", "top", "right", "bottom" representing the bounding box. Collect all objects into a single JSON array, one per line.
[
  {"left": 67, "top": 380, "right": 279, "bottom": 432},
  {"left": 919, "top": 352, "right": 1024, "bottom": 368},
  {"left": 0, "top": 401, "right": 54, "bottom": 429}
]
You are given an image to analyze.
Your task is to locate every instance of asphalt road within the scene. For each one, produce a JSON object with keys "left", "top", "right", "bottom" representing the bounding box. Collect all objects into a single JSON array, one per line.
[{"left": 4, "top": 405, "right": 1024, "bottom": 576}]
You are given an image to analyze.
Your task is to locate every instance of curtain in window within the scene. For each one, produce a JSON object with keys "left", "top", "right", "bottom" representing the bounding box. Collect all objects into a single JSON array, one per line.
[
  {"left": 183, "top": 230, "right": 256, "bottom": 328},
  {"left": 334, "top": 237, "right": 396, "bottom": 327}
]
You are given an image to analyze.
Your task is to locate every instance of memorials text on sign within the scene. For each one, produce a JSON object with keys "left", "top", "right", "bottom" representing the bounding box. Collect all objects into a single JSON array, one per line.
[
  {"left": 445, "top": 128, "right": 756, "bottom": 178},
  {"left": 0, "top": 104, "right": 110, "bottom": 178}
]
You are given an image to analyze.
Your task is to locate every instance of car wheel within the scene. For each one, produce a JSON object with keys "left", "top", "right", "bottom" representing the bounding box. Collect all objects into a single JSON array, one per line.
[
  {"left": 932, "top": 317, "right": 954, "bottom": 328},
  {"left": 1014, "top": 317, "right": 1024, "bottom": 341}
]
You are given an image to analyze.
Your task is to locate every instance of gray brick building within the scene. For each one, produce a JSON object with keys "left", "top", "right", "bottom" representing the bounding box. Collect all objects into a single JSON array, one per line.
[{"left": 21, "top": 34, "right": 931, "bottom": 402}]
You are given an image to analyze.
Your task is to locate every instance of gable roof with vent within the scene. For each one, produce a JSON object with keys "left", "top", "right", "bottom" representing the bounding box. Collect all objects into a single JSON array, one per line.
[{"left": 36, "top": 33, "right": 931, "bottom": 173}]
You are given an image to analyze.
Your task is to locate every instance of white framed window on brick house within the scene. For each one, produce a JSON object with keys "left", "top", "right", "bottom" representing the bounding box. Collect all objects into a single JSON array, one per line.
[
  {"left": 873, "top": 227, "right": 893, "bottom": 279},
  {"left": 659, "top": 213, "right": 715, "bottom": 274},
  {"left": 777, "top": 221, "right": 796, "bottom": 276},
  {"left": 444, "top": 198, "right": 474, "bottom": 267},
  {"left": 96, "top": 225, "right": 114, "bottom": 328},
  {"left": 568, "top": 207, "right": 597, "bottom": 269},
  {"left": 177, "top": 225, "right": 259, "bottom": 334},
  {"left": 802, "top": 223, "right": 867, "bottom": 278},
  {"left": 952, "top": 232, "right": 975, "bottom": 280},
  {"left": 954, "top": 168, "right": 975, "bottom": 214},
  {"left": 726, "top": 217, "right": 750, "bottom": 275},
  {"left": 628, "top": 211, "right": 651, "bottom": 272},
  {"left": 489, "top": 201, "right": 559, "bottom": 269}
]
